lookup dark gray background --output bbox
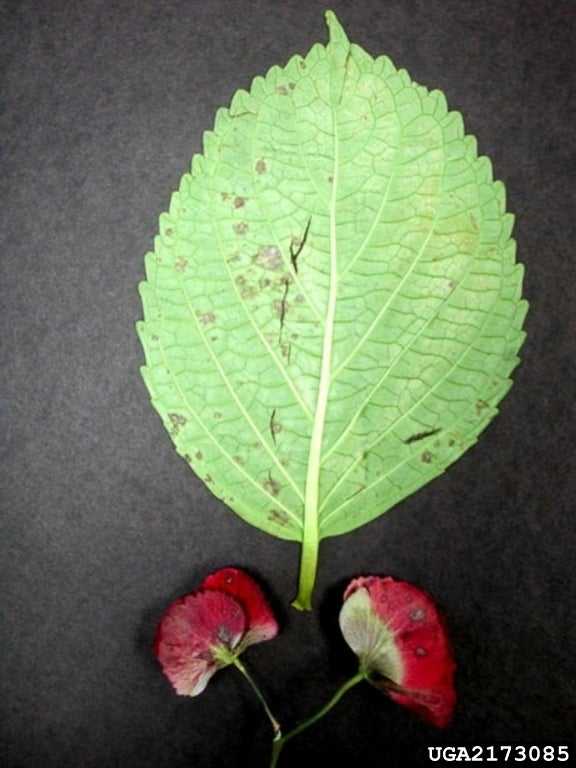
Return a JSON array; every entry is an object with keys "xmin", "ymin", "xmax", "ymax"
[{"xmin": 1, "ymin": 0, "xmax": 575, "ymax": 766}]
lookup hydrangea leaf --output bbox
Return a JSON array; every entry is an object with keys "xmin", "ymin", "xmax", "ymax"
[{"xmin": 136, "ymin": 11, "xmax": 528, "ymax": 609}]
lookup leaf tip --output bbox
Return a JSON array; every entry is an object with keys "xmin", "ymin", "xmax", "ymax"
[{"xmin": 325, "ymin": 10, "xmax": 349, "ymax": 46}]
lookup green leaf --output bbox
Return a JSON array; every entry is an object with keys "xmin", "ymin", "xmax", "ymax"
[{"xmin": 136, "ymin": 11, "xmax": 528, "ymax": 609}]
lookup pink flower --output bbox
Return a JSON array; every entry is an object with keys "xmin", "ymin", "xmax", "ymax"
[
  {"xmin": 339, "ymin": 576, "xmax": 456, "ymax": 728},
  {"xmin": 154, "ymin": 567, "xmax": 278, "ymax": 696}
]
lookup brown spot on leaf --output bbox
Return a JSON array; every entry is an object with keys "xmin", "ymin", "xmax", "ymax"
[
  {"xmin": 268, "ymin": 509, "xmax": 289, "ymax": 526},
  {"xmin": 269, "ymin": 409, "xmax": 282, "ymax": 444},
  {"xmin": 255, "ymin": 159, "xmax": 267, "ymax": 174},
  {"xmin": 204, "ymin": 474, "xmax": 213, "ymax": 484},
  {"xmin": 289, "ymin": 217, "xmax": 311, "ymax": 273},
  {"xmin": 233, "ymin": 196, "xmax": 246, "ymax": 208},
  {"xmin": 214, "ymin": 411, "xmax": 222, "ymax": 419},
  {"xmin": 254, "ymin": 245, "xmax": 282, "ymax": 270},
  {"xmin": 241, "ymin": 284, "xmax": 258, "ymax": 300},
  {"xmin": 165, "ymin": 227, "xmax": 174, "ymax": 236},
  {"xmin": 349, "ymin": 483, "xmax": 366, "ymax": 499},
  {"xmin": 421, "ymin": 451, "xmax": 433, "ymax": 464},
  {"xmin": 277, "ymin": 277, "xmax": 291, "ymax": 343},
  {"xmin": 195, "ymin": 451, "xmax": 203, "ymax": 460},
  {"xmin": 221, "ymin": 192, "xmax": 231, "ymax": 201},
  {"xmin": 168, "ymin": 413, "xmax": 187, "ymax": 434},
  {"xmin": 273, "ymin": 298, "xmax": 287, "ymax": 318},
  {"xmin": 476, "ymin": 399, "xmax": 489, "ymax": 415},
  {"xmin": 233, "ymin": 455, "xmax": 244, "ymax": 465},
  {"xmin": 198, "ymin": 311, "xmax": 216, "ymax": 326},
  {"xmin": 234, "ymin": 222, "xmax": 248, "ymax": 236},
  {"xmin": 404, "ymin": 428, "xmax": 441, "ymax": 445},
  {"xmin": 174, "ymin": 257, "xmax": 188, "ymax": 272},
  {"xmin": 288, "ymin": 82, "xmax": 295, "ymax": 90},
  {"xmin": 263, "ymin": 473, "xmax": 281, "ymax": 497},
  {"xmin": 276, "ymin": 85, "xmax": 288, "ymax": 95}
]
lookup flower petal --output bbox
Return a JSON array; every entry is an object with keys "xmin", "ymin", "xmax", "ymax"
[
  {"xmin": 340, "ymin": 576, "xmax": 456, "ymax": 728},
  {"xmin": 155, "ymin": 589, "xmax": 246, "ymax": 696},
  {"xmin": 201, "ymin": 567, "xmax": 278, "ymax": 647}
]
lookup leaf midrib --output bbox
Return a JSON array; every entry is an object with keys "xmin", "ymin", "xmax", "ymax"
[{"xmin": 301, "ymin": 111, "xmax": 341, "ymax": 557}]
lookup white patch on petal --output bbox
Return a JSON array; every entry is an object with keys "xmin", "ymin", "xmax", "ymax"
[
  {"xmin": 229, "ymin": 629, "xmax": 245, "ymax": 651},
  {"xmin": 172, "ymin": 658, "xmax": 218, "ymax": 697},
  {"xmin": 339, "ymin": 587, "xmax": 404, "ymax": 682},
  {"xmin": 240, "ymin": 620, "xmax": 278, "ymax": 649}
]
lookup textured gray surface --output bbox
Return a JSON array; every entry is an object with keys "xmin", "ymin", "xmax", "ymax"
[{"xmin": 1, "ymin": 0, "xmax": 575, "ymax": 766}]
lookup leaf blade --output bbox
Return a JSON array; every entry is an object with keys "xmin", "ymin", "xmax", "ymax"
[{"xmin": 137, "ymin": 12, "xmax": 528, "ymax": 602}]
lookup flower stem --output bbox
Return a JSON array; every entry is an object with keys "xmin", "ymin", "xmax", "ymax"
[
  {"xmin": 269, "ymin": 670, "xmax": 366, "ymax": 767},
  {"xmin": 233, "ymin": 658, "xmax": 282, "ymax": 737}
]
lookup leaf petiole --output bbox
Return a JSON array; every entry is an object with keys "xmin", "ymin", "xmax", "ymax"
[{"xmin": 291, "ymin": 530, "xmax": 319, "ymax": 611}]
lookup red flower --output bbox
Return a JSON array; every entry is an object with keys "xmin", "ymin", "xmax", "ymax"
[
  {"xmin": 339, "ymin": 576, "xmax": 456, "ymax": 728},
  {"xmin": 154, "ymin": 567, "xmax": 278, "ymax": 696}
]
